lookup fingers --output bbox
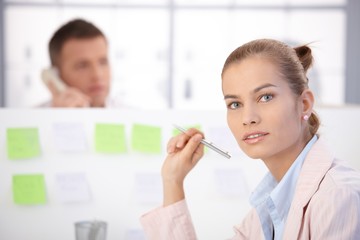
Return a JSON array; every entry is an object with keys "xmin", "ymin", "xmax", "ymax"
[
  {"xmin": 161, "ymin": 128, "xmax": 205, "ymax": 202},
  {"xmin": 167, "ymin": 128, "xmax": 204, "ymax": 154},
  {"xmin": 46, "ymin": 79, "xmax": 61, "ymax": 96},
  {"xmin": 166, "ymin": 128, "xmax": 205, "ymax": 165},
  {"xmin": 182, "ymin": 133, "xmax": 204, "ymax": 163},
  {"xmin": 51, "ymin": 88, "xmax": 91, "ymax": 108}
]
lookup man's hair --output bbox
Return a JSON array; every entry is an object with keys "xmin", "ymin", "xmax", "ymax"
[{"xmin": 49, "ymin": 18, "xmax": 106, "ymax": 66}]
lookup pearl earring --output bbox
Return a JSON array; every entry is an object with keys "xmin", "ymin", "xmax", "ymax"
[{"xmin": 303, "ymin": 115, "xmax": 309, "ymax": 121}]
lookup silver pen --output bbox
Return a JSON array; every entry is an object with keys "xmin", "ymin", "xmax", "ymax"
[{"xmin": 173, "ymin": 124, "xmax": 232, "ymax": 159}]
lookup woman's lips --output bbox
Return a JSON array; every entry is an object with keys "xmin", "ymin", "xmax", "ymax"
[{"xmin": 243, "ymin": 132, "xmax": 269, "ymax": 144}]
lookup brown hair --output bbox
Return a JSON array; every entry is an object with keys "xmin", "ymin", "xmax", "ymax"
[
  {"xmin": 49, "ymin": 18, "xmax": 106, "ymax": 66},
  {"xmin": 221, "ymin": 39, "xmax": 320, "ymax": 136}
]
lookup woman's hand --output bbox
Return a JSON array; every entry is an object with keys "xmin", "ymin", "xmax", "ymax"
[{"xmin": 162, "ymin": 128, "xmax": 204, "ymax": 206}]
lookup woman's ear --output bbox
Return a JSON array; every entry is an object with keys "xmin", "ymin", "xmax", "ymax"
[{"xmin": 300, "ymin": 89, "xmax": 314, "ymax": 116}]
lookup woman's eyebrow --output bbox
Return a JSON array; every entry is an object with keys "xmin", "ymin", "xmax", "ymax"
[
  {"xmin": 224, "ymin": 84, "xmax": 277, "ymax": 100},
  {"xmin": 253, "ymin": 83, "xmax": 277, "ymax": 93},
  {"xmin": 224, "ymin": 94, "xmax": 239, "ymax": 100}
]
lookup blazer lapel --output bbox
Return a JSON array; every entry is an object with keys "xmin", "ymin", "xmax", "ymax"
[{"xmin": 282, "ymin": 138, "xmax": 334, "ymax": 238}]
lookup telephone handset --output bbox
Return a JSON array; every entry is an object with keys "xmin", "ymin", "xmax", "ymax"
[{"xmin": 41, "ymin": 67, "xmax": 68, "ymax": 93}]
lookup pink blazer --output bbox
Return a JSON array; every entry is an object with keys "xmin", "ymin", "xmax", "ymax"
[{"xmin": 140, "ymin": 138, "xmax": 360, "ymax": 239}]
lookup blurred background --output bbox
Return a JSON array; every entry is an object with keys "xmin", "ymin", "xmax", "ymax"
[{"xmin": 0, "ymin": 0, "xmax": 359, "ymax": 109}]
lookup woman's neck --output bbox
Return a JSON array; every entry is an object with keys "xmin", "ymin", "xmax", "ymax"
[{"xmin": 263, "ymin": 133, "xmax": 313, "ymax": 182}]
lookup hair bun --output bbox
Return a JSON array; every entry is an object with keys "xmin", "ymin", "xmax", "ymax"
[{"xmin": 294, "ymin": 45, "xmax": 313, "ymax": 73}]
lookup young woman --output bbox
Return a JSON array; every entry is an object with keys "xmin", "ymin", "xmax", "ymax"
[{"xmin": 140, "ymin": 39, "xmax": 360, "ymax": 239}]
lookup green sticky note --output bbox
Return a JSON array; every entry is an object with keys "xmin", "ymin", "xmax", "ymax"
[
  {"xmin": 131, "ymin": 124, "xmax": 162, "ymax": 154},
  {"xmin": 95, "ymin": 123, "xmax": 127, "ymax": 153},
  {"xmin": 12, "ymin": 174, "xmax": 47, "ymax": 205},
  {"xmin": 7, "ymin": 128, "xmax": 41, "ymax": 160},
  {"xmin": 173, "ymin": 124, "xmax": 202, "ymax": 136}
]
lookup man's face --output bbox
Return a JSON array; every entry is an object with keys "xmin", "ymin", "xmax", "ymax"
[{"xmin": 58, "ymin": 36, "xmax": 111, "ymax": 107}]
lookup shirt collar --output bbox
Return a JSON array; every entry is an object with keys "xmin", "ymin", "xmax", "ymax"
[
  {"xmin": 270, "ymin": 135, "xmax": 318, "ymax": 220},
  {"xmin": 250, "ymin": 135, "xmax": 318, "ymax": 208},
  {"xmin": 249, "ymin": 135, "xmax": 318, "ymax": 239}
]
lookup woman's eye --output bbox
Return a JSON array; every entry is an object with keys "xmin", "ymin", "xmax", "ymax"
[
  {"xmin": 259, "ymin": 94, "xmax": 273, "ymax": 102},
  {"xmin": 228, "ymin": 102, "xmax": 240, "ymax": 109}
]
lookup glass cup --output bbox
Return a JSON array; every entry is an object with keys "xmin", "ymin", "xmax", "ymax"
[{"xmin": 75, "ymin": 220, "xmax": 107, "ymax": 240}]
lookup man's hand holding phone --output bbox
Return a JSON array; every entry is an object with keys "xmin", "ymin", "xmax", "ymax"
[
  {"xmin": 42, "ymin": 68, "xmax": 91, "ymax": 107},
  {"xmin": 47, "ymin": 81, "xmax": 91, "ymax": 107}
]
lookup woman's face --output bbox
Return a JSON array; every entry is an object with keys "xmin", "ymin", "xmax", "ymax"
[{"xmin": 222, "ymin": 56, "xmax": 304, "ymax": 161}]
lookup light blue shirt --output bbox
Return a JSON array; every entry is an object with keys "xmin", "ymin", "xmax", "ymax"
[{"xmin": 249, "ymin": 135, "xmax": 318, "ymax": 240}]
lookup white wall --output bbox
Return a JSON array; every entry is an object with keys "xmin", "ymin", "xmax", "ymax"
[{"xmin": 0, "ymin": 107, "xmax": 359, "ymax": 240}]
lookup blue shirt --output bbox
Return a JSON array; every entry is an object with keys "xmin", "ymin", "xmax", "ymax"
[{"xmin": 249, "ymin": 135, "xmax": 318, "ymax": 240}]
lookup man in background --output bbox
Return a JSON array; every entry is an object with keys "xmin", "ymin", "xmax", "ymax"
[{"xmin": 42, "ymin": 18, "xmax": 111, "ymax": 107}]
